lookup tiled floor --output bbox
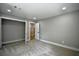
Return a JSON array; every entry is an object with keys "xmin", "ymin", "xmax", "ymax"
[{"xmin": 0, "ymin": 39, "xmax": 79, "ymax": 56}]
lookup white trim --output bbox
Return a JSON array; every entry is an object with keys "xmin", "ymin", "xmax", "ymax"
[
  {"xmin": 25, "ymin": 21, "xmax": 28, "ymax": 42},
  {"xmin": 40, "ymin": 39, "xmax": 79, "ymax": 51},
  {"xmin": 0, "ymin": 18, "xmax": 2, "ymax": 48},
  {"xmin": 1, "ymin": 16, "xmax": 26, "ymax": 22},
  {"xmin": 2, "ymin": 39, "xmax": 24, "ymax": 44},
  {"xmin": 29, "ymin": 22, "xmax": 30, "ymax": 41}
]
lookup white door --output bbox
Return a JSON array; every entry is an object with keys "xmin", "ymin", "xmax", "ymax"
[{"xmin": 35, "ymin": 23, "xmax": 40, "ymax": 40}]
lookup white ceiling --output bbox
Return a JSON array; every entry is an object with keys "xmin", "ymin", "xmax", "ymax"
[{"xmin": 0, "ymin": 3, "xmax": 79, "ymax": 20}]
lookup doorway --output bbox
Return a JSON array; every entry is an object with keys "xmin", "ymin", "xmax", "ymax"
[
  {"xmin": 30, "ymin": 22, "xmax": 35, "ymax": 40},
  {"xmin": 29, "ymin": 22, "xmax": 39, "ymax": 41}
]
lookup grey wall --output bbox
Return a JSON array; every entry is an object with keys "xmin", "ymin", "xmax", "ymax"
[
  {"xmin": 2, "ymin": 18, "xmax": 25, "ymax": 43},
  {"xmin": 39, "ymin": 11, "xmax": 79, "ymax": 49}
]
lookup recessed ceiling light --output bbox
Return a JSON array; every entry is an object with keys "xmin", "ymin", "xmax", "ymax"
[
  {"xmin": 7, "ymin": 9, "xmax": 11, "ymax": 12},
  {"xmin": 62, "ymin": 7, "xmax": 67, "ymax": 10},
  {"xmin": 14, "ymin": 6, "xmax": 17, "ymax": 8},
  {"xmin": 33, "ymin": 17, "xmax": 37, "ymax": 20}
]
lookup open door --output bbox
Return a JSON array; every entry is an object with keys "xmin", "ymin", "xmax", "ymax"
[{"xmin": 35, "ymin": 23, "xmax": 40, "ymax": 40}]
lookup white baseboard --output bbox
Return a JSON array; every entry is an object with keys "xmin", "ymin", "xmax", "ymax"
[
  {"xmin": 2, "ymin": 39, "xmax": 24, "ymax": 44},
  {"xmin": 40, "ymin": 39, "xmax": 79, "ymax": 51}
]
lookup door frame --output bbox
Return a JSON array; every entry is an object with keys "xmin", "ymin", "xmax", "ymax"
[
  {"xmin": 29, "ymin": 21, "xmax": 35, "ymax": 41},
  {"xmin": 0, "ymin": 16, "xmax": 27, "ymax": 45},
  {"xmin": 0, "ymin": 17, "xmax": 2, "ymax": 48}
]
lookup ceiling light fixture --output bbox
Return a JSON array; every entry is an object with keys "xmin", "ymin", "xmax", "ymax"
[
  {"xmin": 7, "ymin": 9, "xmax": 11, "ymax": 13},
  {"xmin": 14, "ymin": 6, "xmax": 17, "ymax": 8},
  {"xmin": 62, "ymin": 7, "xmax": 67, "ymax": 10}
]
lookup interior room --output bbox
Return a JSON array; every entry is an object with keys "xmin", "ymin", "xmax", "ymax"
[{"xmin": 0, "ymin": 3, "xmax": 79, "ymax": 56}]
